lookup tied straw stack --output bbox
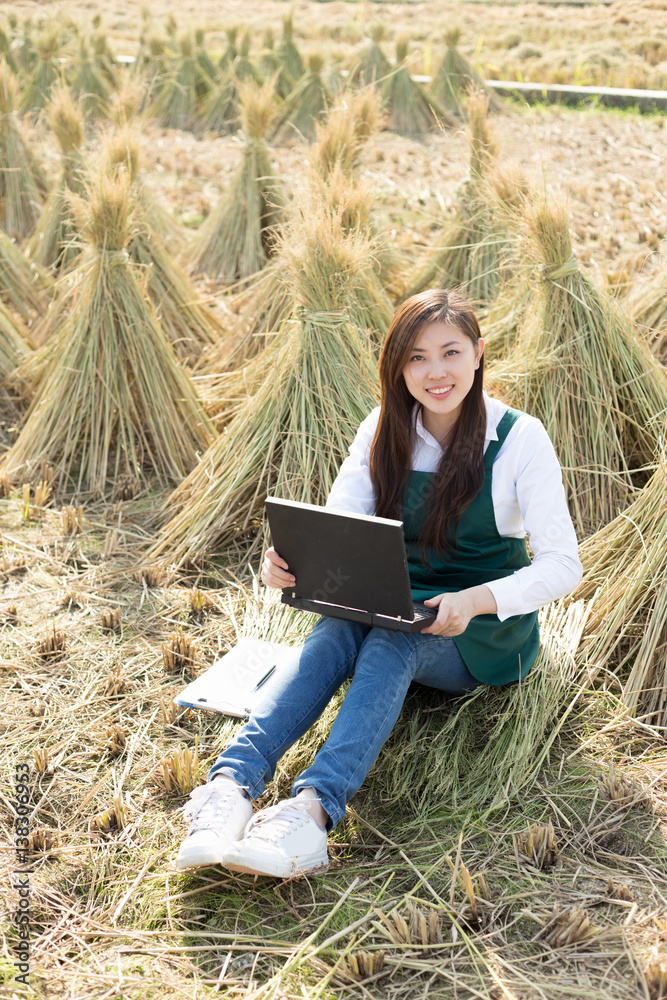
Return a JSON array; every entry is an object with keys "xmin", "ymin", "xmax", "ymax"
[
  {"xmin": 401, "ymin": 92, "xmax": 521, "ymax": 308},
  {"xmin": 189, "ymin": 77, "xmax": 284, "ymax": 283},
  {"xmin": 0, "ymin": 225, "xmax": 51, "ymax": 324},
  {"xmin": 572, "ymin": 440, "xmax": 667, "ymax": 729},
  {"xmin": 430, "ymin": 27, "xmax": 503, "ymax": 117},
  {"xmin": 0, "ymin": 59, "xmax": 47, "ymax": 241},
  {"xmin": 28, "ymin": 84, "xmax": 85, "ymax": 272},
  {"xmin": 2, "ymin": 169, "xmax": 212, "ymax": 494},
  {"xmin": 147, "ymin": 199, "xmax": 380, "ymax": 570},
  {"xmin": 349, "ymin": 24, "xmax": 391, "ymax": 88},
  {"xmin": 203, "ymin": 91, "xmax": 388, "ymax": 376},
  {"xmin": 101, "ymin": 129, "xmax": 219, "ymax": 363},
  {"xmin": 380, "ymin": 37, "xmax": 452, "ymax": 137},
  {"xmin": 489, "ymin": 195, "xmax": 667, "ymax": 538}
]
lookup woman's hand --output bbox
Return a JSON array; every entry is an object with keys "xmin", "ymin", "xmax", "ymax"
[
  {"xmin": 420, "ymin": 585, "xmax": 497, "ymax": 636},
  {"xmin": 261, "ymin": 546, "xmax": 296, "ymax": 590}
]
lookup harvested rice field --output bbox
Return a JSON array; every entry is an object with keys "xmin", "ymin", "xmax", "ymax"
[{"xmin": 2, "ymin": 1, "xmax": 667, "ymax": 998}]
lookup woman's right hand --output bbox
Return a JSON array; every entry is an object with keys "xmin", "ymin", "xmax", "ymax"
[{"xmin": 261, "ymin": 547, "xmax": 296, "ymax": 590}]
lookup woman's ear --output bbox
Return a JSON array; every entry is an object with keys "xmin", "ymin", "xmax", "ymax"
[{"xmin": 475, "ymin": 338, "xmax": 485, "ymax": 369}]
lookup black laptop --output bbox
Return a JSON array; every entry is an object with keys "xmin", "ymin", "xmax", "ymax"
[{"xmin": 265, "ymin": 497, "xmax": 437, "ymax": 633}]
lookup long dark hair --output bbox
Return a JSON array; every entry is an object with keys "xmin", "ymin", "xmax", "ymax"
[{"xmin": 369, "ymin": 289, "xmax": 486, "ymax": 557}]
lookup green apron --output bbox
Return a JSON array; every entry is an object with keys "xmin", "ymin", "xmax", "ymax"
[{"xmin": 403, "ymin": 408, "xmax": 539, "ymax": 686}]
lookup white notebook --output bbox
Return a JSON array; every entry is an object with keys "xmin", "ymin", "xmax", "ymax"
[{"xmin": 174, "ymin": 637, "xmax": 300, "ymax": 718}]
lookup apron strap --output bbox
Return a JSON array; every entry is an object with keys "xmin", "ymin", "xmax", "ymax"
[{"xmin": 483, "ymin": 408, "xmax": 522, "ymax": 471}]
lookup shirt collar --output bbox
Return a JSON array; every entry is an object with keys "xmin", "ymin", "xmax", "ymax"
[{"xmin": 413, "ymin": 392, "xmax": 498, "ymax": 448}]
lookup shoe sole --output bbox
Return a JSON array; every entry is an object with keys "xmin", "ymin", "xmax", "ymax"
[{"xmin": 224, "ymin": 854, "xmax": 329, "ymax": 879}]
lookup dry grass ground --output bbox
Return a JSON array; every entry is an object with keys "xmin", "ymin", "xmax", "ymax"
[
  {"xmin": 2, "ymin": 2, "xmax": 667, "ymax": 997},
  {"xmin": 2, "ymin": 493, "xmax": 667, "ymax": 998}
]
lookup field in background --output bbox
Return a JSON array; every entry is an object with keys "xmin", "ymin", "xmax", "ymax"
[{"xmin": 2, "ymin": 1, "xmax": 667, "ymax": 998}]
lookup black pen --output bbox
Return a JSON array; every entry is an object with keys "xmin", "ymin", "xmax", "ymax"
[{"xmin": 251, "ymin": 665, "xmax": 276, "ymax": 693}]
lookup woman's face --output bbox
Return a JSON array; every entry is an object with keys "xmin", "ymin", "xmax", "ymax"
[{"xmin": 402, "ymin": 320, "xmax": 484, "ymax": 443}]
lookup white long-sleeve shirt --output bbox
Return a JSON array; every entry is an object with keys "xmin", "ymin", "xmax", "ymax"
[{"xmin": 325, "ymin": 392, "xmax": 583, "ymax": 622}]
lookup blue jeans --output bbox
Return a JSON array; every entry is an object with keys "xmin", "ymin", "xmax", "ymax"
[{"xmin": 209, "ymin": 616, "xmax": 479, "ymax": 828}]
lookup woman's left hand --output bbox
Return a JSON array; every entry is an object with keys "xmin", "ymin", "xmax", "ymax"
[{"xmin": 420, "ymin": 585, "xmax": 497, "ymax": 636}]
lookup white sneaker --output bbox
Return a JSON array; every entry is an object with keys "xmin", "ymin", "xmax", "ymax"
[
  {"xmin": 176, "ymin": 777, "xmax": 253, "ymax": 869},
  {"xmin": 224, "ymin": 797, "xmax": 329, "ymax": 878}
]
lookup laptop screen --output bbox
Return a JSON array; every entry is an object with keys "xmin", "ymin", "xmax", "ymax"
[{"xmin": 265, "ymin": 498, "xmax": 416, "ymax": 619}]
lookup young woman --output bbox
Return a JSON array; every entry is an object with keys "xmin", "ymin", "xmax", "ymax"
[{"xmin": 176, "ymin": 289, "xmax": 583, "ymax": 878}]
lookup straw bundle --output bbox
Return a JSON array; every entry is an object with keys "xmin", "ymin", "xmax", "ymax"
[
  {"xmin": 20, "ymin": 24, "xmax": 62, "ymax": 116},
  {"xmin": 203, "ymin": 175, "xmax": 393, "ymax": 377},
  {"xmin": 0, "ymin": 20, "xmax": 18, "ymax": 75},
  {"xmin": 260, "ymin": 28, "xmax": 292, "ymax": 99},
  {"xmin": 28, "ymin": 85, "xmax": 85, "ymax": 272},
  {"xmin": 70, "ymin": 37, "xmax": 112, "ymax": 117},
  {"xmin": 309, "ymin": 89, "xmax": 382, "ymax": 180},
  {"xmin": 92, "ymin": 31, "xmax": 117, "ymax": 86},
  {"xmin": 349, "ymin": 24, "xmax": 391, "ymax": 87},
  {"xmin": 102, "ymin": 130, "xmax": 219, "ymax": 361},
  {"xmin": 0, "ymin": 226, "xmax": 52, "ymax": 323},
  {"xmin": 2, "ymin": 171, "xmax": 213, "ymax": 494},
  {"xmin": 202, "ymin": 257, "xmax": 291, "ymax": 373},
  {"xmin": 136, "ymin": 34, "xmax": 168, "ymax": 103},
  {"xmin": 277, "ymin": 12, "xmax": 304, "ymax": 85},
  {"xmin": 148, "ymin": 205, "xmax": 380, "ymax": 569},
  {"xmin": 234, "ymin": 31, "xmax": 262, "ymax": 85},
  {"xmin": 218, "ymin": 26, "xmax": 238, "ymax": 73},
  {"xmin": 629, "ymin": 263, "xmax": 667, "ymax": 363},
  {"xmin": 430, "ymin": 27, "xmax": 503, "ymax": 116},
  {"xmin": 572, "ymin": 444, "xmax": 667, "ymax": 727},
  {"xmin": 199, "ymin": 32, "xmax": 263, "ymax": 135},
  {"xmin": 108, "ymin": 74, "xmax": 144, "ymax": 127},
  {"xmin": 194, "ymin": 27, "xmax": 218, "ymax": 85},
  {"xmin": 489, "ymin": 196, "xmax": 667, "ymax": 537},
  {"xmin": 0, "ymin": 60, "xmax": 47, "ymax": 241},
  {"xmin": 17, "ymin": 19, "xmax": 37, "ymax": 74},
  {"xmin": 369, "ymin": 600, "xmax": 590, "ymax": 830},
  {"xmin": 380, "ymin": 38, "xmax": 452, "ymax": 137},
  {"xmin": 401, "ymin": 94, "xmax": 515, "ymax": 306},
  {"xmin": 0, "ymin": 299, "xmax": 32, "ymax": 419},
  {"xmin": 272, "ymin": 53, "xmax": 332, "ymax": 145},
  {"xmin": 150, "ymin": 33, "xmax": 215, "ymax": 131},
  {"xmin": 189, "ymin": 78, "xmax": 284, "ymax": 282}
]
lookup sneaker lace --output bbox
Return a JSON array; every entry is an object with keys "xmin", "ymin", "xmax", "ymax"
[
  {"xmin": 246, "ymin": 800, "xmax": 311, "ymax": 846},
  {"xmin": 183, "ymin": 782, "xmax": 243, "ymax": 835}
]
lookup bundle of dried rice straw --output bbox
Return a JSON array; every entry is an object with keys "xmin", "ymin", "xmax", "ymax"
[
  {"xmin": 101, "ymin": 129, "xmax": 218, "ymax": 362},
  {"xmin": 28, "ymin": 85, "xmax": 85, "ymax": 272},
  {"xmin": 309, "ymin": 88, "xmax": 382, "ymax": 181},
  {"xmin": 488, "ymin": 195, "xmax": 667, "ymax": 537},
  {"xmin": 70, "ymin": 36, "xmax": 112, "ymax": 117},
  {"xmin": 277, "ymin": 12, "xmax": 304, "ymax": 87},
  {"xmin": 20, "ymin": 23, "xmax": 62, "ymax": 116},
  {"xmin": 572, "ymin": 439, "xmax": 667, "ymax": 728},
  {"xmin": 430, "ymin": 27, "xmax": 503, "ymax": 116},
  {"xmin": 203, "ymin": 171, "xmax": 393, "ymax": 377},
  {"xmin": 628, "ymin": 260, "xmax": 667, "ymax": 364},
  {"xmin": 0, "ymin": 59, "xmax": 47, "ymax": 240},
  {"xmin": 147, "ymin": 201, "xmax": 380, "ymax": 570},
  {"xmin": 401, "ymin": 93, "xmax": 517, "ymax": 306},
  {"xmin": 150, "ymin": 32, "xmax": 215, "ymax": 131},
  {"xmin": 0, "ymin": 226, "xmax": 51, "ymax": 323},
  {"xmin": 272, "ymin": 53, "xmax": 332, "ymax": 145},
  {"xmin": 2, "ymin": 170, "xmax": 213, "ymax": 494},
  {"xmin": 349, "ymin": 24, "xmax": 391, "ymax": 87},
  {"xmin": 189, "ymin": 77, "xmax": 284, "ymax": 282},
  {"xmin": 380, "ymin": 37, "xmax": 452, "ymax": 137}
]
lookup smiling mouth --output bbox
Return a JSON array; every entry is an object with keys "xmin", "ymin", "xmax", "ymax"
[{"xmin": 426, "ymin": 386, "xmax": 453, "ymax": 396}]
